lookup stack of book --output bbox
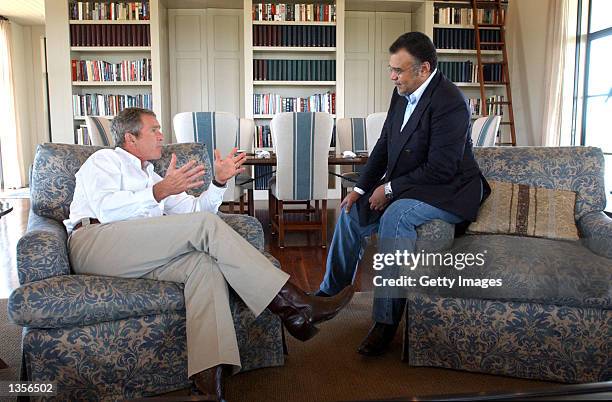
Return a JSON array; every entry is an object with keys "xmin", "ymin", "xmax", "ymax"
[
  {"xmin": 434, "ymin": 6, "xmax": 504, "ymax": 25},
  {"xmin": 70, "ymin": 24, "xmax": 150, "ymax": 47},
  {"xmin": 468, "ymin": 95, "xmax": 505, "ymax": 117},
  {"xmin": 72, "ymin": 93, "xmax": 153, "ymax": 116},
  {"xmin": 433, "ymin": 28, "xmax": 500, "ymax": 50},
  {"xmin": 254, "ymin": 59, "xmax": 336, "ymax": 81},
  {"xmin": 69, "ymin": 1, "xmax": 150, "ymax": 21},
  {"xmin": 439, "ymin": 61, "xmax": 503, "ymax": 83},
  {"xmin": 252, "ymin": 3, "xmax": 336, "ymax": 22},
  {"xmin": 253, "ymin": 25, "xmax": 335, "ymax": 47},
  {"xmin": 71, "ymin": 58, "xmax": 152, "ymax": 82},
  {"xmin": 254, "ymin": 92, "xmax": 335, "ymax": 115}
]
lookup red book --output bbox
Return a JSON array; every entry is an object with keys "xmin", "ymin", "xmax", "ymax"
[{"xmin": 71, "ymin": 59, "xmax": 77, "ymax": 81}]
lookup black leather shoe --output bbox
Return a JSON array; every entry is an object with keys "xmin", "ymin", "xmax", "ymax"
[{"xmin": 357, "ymin": 322, "xmax": 399, "ymax": 356}]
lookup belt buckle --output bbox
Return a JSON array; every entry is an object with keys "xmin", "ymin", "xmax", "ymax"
[{"xmin": 79, "ymin": 217, "xmax": 92, "ymax": 228}]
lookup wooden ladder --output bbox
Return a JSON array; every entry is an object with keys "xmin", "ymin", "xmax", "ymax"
[{"xmin": 472, "ymin": 0, "xmax": 516, "ymax": 146}]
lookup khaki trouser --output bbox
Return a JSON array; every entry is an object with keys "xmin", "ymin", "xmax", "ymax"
[{"xmin": 68, "ymin": 212, "xmax": 289, "ymax": 377}]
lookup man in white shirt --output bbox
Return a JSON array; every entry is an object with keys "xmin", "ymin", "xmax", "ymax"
[
  {"xmin": 314, "ymin": 32, "xmax": 489, "ymax": 356},
  {"xmin": 65, "ymin": 107, "xmax": 354, "ymax": 400}
]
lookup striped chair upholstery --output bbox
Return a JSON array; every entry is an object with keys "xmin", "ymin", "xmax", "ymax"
[
  {"xmin": 365, "ymin": 112, "xmax": 387, "ymax": 155},
  {"xmin": 173, "ymin": 112, "xmax": 250, "ymax": 213},
  {"xmin": 268, "ymin": 112, "xmax": 334, "ymax": 247},
  {"xmin": 336, "ymin": 117, "xmax": 367, "ymax": 199},
  {"xmin": 84, "ymin": 116, "xmax": 114, "ymax": 146},
  {"xmin": 471, "ymin": 115, "xmax": 501, "ymax": 147}
]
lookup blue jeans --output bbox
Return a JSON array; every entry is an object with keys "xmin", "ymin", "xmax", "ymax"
[{"xmin": 319, "ymin": 198, "xmax": 463, "ymax": 324}]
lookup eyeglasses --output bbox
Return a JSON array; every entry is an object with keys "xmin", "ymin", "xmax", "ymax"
[{"xmin": 387, "ymin": 63, "xmax": 421, "ymax": 77}]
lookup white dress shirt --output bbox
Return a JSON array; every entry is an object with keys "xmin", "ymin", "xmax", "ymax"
[
  {"xmin": 64, "ymin": 147, "xmax": 226, "ymax": 232},
  {"xmin": 354, "ymin": 69, "xmax": 438, "ymax": 196}
]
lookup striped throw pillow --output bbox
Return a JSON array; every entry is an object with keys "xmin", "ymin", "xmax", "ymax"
[{"xmin": 468, "ymin": 181, "xmax": 579, "ymax": 240}]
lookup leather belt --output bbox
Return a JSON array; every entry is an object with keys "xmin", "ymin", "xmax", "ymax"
[{"xmin": 73, "ymin": 218, "xmax": 100, "ymax": 231}]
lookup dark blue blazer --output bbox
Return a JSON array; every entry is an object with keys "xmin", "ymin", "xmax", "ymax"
[{"xmin": 355, "ymin": 71, "xmax": 490, "ymax": 226}]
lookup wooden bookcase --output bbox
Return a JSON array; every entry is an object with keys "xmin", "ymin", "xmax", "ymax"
[
  {"xmin": 243, "ymin": 0, "xmax": 345, "ymax": 197},
  {"xmin": 432, "ymin": 0, "xmax": 511, "ymax": 144},
  {"xmin": 45, "ymin": 0, "xmax": 170, "ymax": 145}
]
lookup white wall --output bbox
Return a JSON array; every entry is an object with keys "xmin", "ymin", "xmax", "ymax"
[{"xmin": 9, "ymin": 22, "xmax": 46, "ymax": 185}]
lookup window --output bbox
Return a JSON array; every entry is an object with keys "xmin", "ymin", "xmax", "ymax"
[{"xmin": 575, "ymin": 0, "xmax": 612, "ymax": 210}]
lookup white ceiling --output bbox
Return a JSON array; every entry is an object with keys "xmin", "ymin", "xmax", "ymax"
[{"xmin": 0, "ymin": 0, "xmax": 45, "ymax": 26}]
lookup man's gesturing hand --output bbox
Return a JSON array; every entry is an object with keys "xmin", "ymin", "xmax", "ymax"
[
  {"xmin": 153, "ymin": 153, "xmax": 205, "ymax": 202},
  {"xmin": 213, "ymin": 147, "xmax": 247, "ymax": 185}
]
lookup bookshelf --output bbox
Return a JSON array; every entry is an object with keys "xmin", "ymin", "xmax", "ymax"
[
  {"xmin": 244, "ymin": 0, "xmax": 345, "ymax": 197},
  {"xmin": 45, "ymin": 0, "xmax": 170, "ymax": 145},
  {"xmin": 67, "ymin": 1, "xmax": 153, "ymax": 144},
  {"xmin": 431, "ymin": 0, "xmax": 511, "ymax": 144}
]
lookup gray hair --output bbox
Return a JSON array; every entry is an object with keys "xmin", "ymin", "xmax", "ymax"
[{"xmin": 111, "ymin": 107, "xmax": 156, "ymax": 148}]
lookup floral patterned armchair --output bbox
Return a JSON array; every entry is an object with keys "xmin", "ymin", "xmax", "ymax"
[
  {"xmin": 403, "ymin": 147, "xmax": 612, "ymax": 383},
  {"xmin": 8, "ymin": 143, "xmax": 285, "ymax": 400}
]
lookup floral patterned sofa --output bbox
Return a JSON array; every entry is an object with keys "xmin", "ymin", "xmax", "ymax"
[
  {"xmin": 8, "ymin": 143, "xmax": 285, "ymax": 400},
  {"xmin": 402, "ymin": 147, "xmax": 612, "ymax": 383}
]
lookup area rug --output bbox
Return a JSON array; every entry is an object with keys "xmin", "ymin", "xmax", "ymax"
[
  {"xmin": 226, "ymin": 292, "xmax": 553, "ymax": 401},
  {"xmin": 0, "ymin": 299, "xmax": 22, "ymax": 402}
]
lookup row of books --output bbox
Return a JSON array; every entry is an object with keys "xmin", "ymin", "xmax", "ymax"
[
  {"xmin": 439, "ymin": 61, "xmax": 503, "ymax": 83},
  {"xmin": 70, "ymin": 24, "xmax": 150, "ymax": 47},
  {"xmin": 252, "ymin": 3, "xmax": 336, "ymax": 22},
  {"xmin": 433, "ymin": 28, "xmax": 501, "ymax": 50},
  {"xmin": 72, "ymin": 93, "xmax": 153, "ymax": 117},
  {"xmin": 253, "ymin": 124, "xmax": 337, "ymax": 149},
  {"xmin": 75, "ymin": 125, "xmax": 92, "ymax": 145},
  {"xmin": 255, "ymin": 125, "xmax": 273, "ymax": 148},
  {"xmin": 253, "ymin": 25, "xmax": 336, "ymax": 47},
  {"xmin": 254, "ymin": 59, "xmax": 336, "ymax": 81},
  {"xmin": 254, "ymin": 166, "xmax": 274, "ymax": 190},
  {"xmin": 254, "ymin": 92, "xmax": 336, "ymax": 115},
  {"xmin": 468, "ymin": 96, "xmax": 505, "ymax": 117},
  {"xmin": 71, "ymin": 58, "xmax": 152, "ymax": 82},
  {"xmin": 69, "ymin": 1, "xmax": 149, "ymax": 21},
  {"xmin": 434, "ymin": 7, "xmax": 504, "ymax": 25}
]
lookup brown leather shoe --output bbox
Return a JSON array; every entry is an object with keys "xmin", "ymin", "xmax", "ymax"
[
  {"xmin": 308, "ymin": 285, "xmax": 354, "ymax": 324},
  {"xmin": 357, "ymin": 322, "xmax": 399, "ymax": 356},
  {"xmin": 192, "ymin": 365, "xmax": 226, "ymax": 401},
  {"xmin": 267, "ymin": 282, "xmax": 354, "ymax": 341}
]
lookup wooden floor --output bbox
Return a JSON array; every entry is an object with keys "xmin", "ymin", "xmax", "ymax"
[{"xmin": 0, "ymin": 198, "xmax": 373, "ymax": 298}]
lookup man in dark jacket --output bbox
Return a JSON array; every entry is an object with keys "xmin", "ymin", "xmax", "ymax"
[{"xmin": 315, "ymin": 32, "xmax": 490, "ymax": 355}]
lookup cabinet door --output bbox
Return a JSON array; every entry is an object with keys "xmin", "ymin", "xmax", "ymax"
[
  {"xmin": 206, "ymin": 9, "xmax": 244, "ymax": 117},
  {"xmin": 169, "ymin": 10, "xmax": 209, "ymax": 123},
  {"xmin": 374, "ymin": 12, "xmax": 412, "ymax": 112},
  {"xmin": 169, "ymin": 9, "xmax": 243, "ymax": 139},
  {"xmin": 344, "ymin": 11, "xmax": 375, "ymax": 117}
]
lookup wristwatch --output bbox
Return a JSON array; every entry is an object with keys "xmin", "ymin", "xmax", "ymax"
[
  {"xmin": 384, "ymin": 182, "xmax": 393, "ymax": 199},
  {"xmin": 212, "ymin": 179, "xmax": 227, "ymax": 188}
]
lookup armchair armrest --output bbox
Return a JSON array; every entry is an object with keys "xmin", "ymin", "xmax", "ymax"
[
  {"xmin": 577, "ymin": 211, "xmax": 612, "ymax": 259},
  {"xmin": 17, "ymin": 211, "xmax": 70, "ymax": 285},
  {"xmin": 8, "ymin": 275, "xmax": 184, "ymax": 329},
  {"xmin": 416, "ymin": 219, "xmax": 455, "ymax": 252},
  {"xmin": 217, "ymin": 212, "xmax": 264, "ymax": 251}
]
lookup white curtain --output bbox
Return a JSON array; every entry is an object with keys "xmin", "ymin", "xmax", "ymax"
[
  {"xmin": 540, "ymin": 0, "xmax": 574, "ymax": 146},
  {"xmin": 0, "ymin": 20, "xmax": 24, "ymax": 189}
]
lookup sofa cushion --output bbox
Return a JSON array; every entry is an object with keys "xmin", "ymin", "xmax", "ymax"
[
  {"xmin": 468, "ymin": 181, "xmax": 579, "ymax": 241},
  {"xmin": 474, "ymin": 147, "xmax": 606, "ymax": 222},
  {"xmin": 8, "ymin": 275, "xmax": 185, "ymax": 328},
  {"xmin": 31, "ymin": 143, "xmax": 210, "ymax": 223},
  {"xmin": 424, "ymin": 234, "xmax": 612, "ymax": 310}
]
